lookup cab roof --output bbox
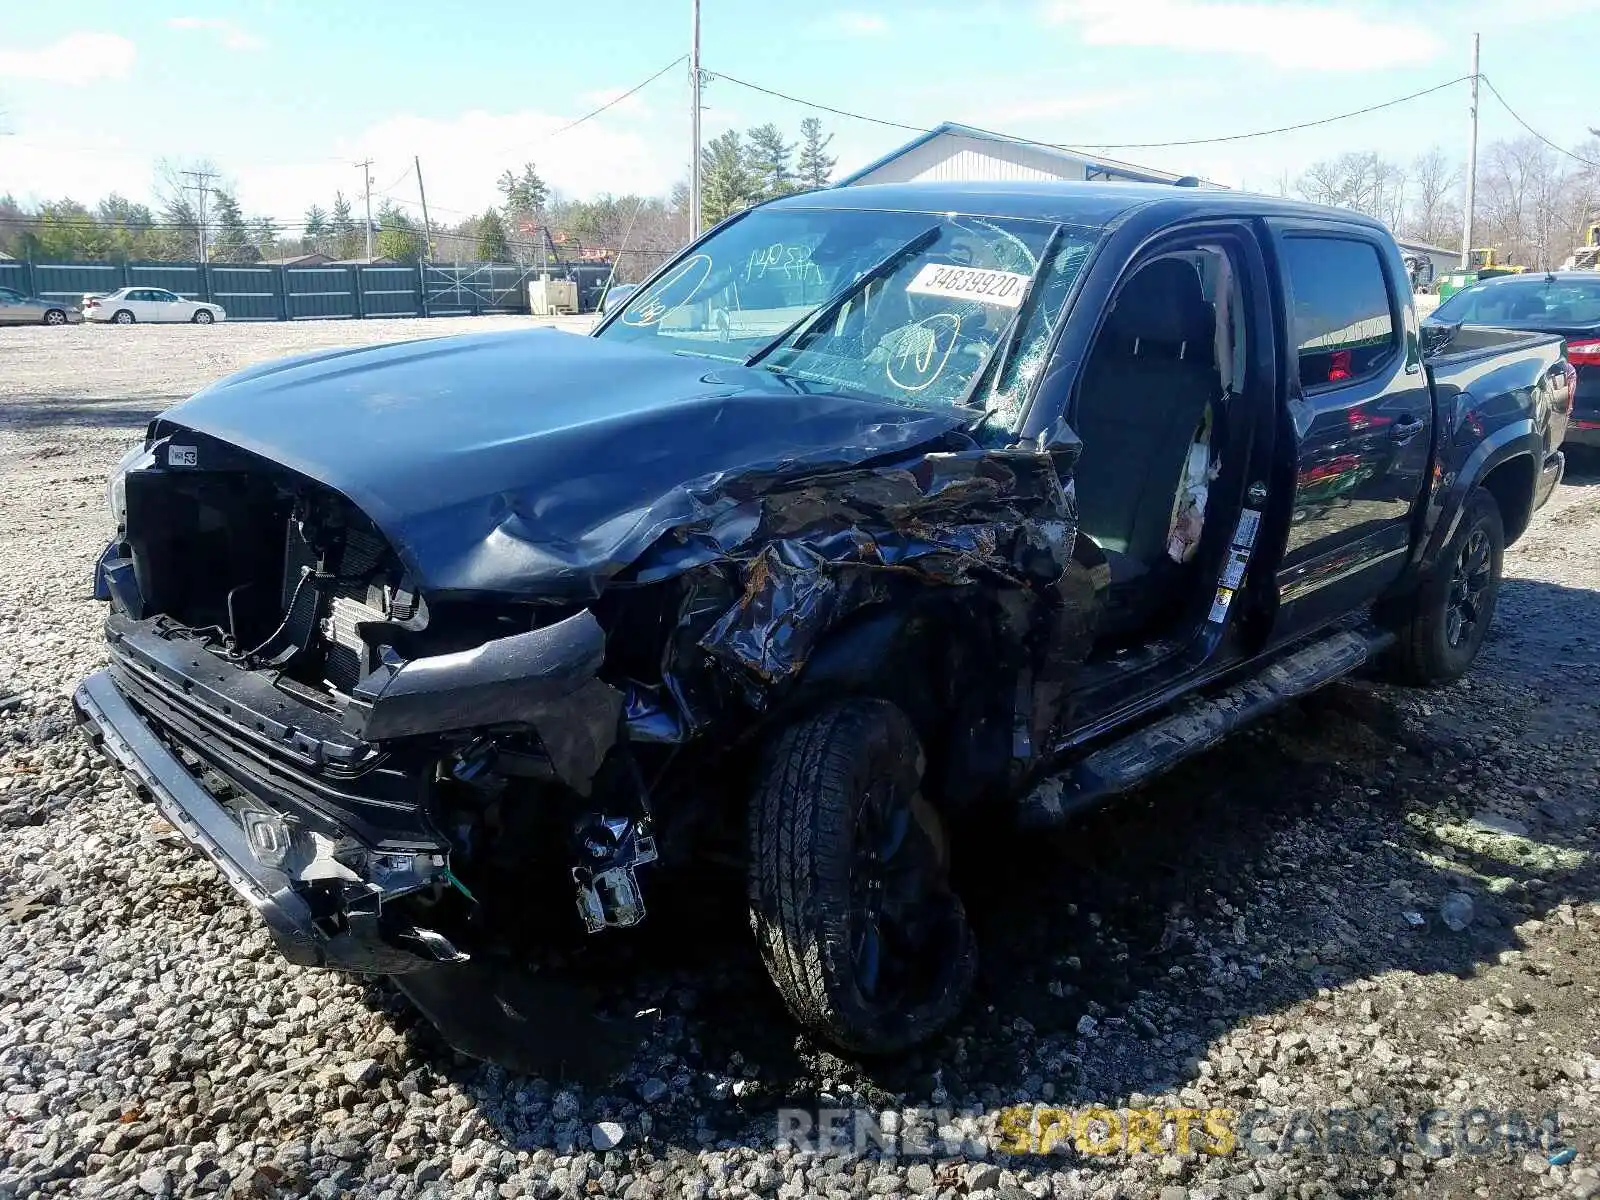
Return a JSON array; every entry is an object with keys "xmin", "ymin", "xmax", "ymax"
[{"xmin": 766, "ymin": 178, "xmax": 1385, "ymax": 233}]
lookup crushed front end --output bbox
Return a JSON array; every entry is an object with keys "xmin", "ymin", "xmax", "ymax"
[
  {"xmin": 77, "ymin": 430, "xmax": 662, "ymax": 989},
  {"xmin": 76, "ymin": 365, "xmax": 1081, "ymax": 1073}
]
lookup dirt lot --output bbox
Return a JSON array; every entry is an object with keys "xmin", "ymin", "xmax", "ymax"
[{"xmin": 0, "ymin": 318, "xmax": 1597, "ymax": 1200}]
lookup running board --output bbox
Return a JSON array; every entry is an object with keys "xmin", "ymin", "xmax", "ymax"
[{"xmin": 1018, "ymin": 627, "xmax": 1394, "ymax": 828}]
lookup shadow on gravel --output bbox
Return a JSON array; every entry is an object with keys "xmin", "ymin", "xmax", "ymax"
[
  {"xmin": 1561, "ymin": 450, "xmax": 1600, "ymax": 486},
  {"xmin": 361, "ymin": 579, "xmax": 1598, "ymax": 1156},
  {"xmin": 0, "ymin": 394, "xmax": 183, "ymax": 433}
]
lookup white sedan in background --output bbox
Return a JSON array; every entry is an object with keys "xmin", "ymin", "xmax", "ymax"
[{"xmin": 85, "ymin": 287, "xmax": 226, "ymax": 324}]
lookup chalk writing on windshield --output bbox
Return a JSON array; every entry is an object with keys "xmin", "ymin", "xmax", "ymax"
[
  {"xmin": 744, "ymin": 242, "xmax": 825, "ymax": 287},
  {"xmin": 886, "ymin": 313, "xmax": 961, "ymax": 393},
  {"xmin": 622, "ymin": 253, "xmax": 713, "ymax": 326}
]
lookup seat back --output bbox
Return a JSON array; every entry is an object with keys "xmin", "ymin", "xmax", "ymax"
[{"xmin": 1071, "ymin": 258, "xmax": 1220, "ymax": 565}]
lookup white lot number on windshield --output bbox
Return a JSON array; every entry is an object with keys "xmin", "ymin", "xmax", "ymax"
[{"xmin": 905, "ymin": 263, "xmax": 1031, "ymax": 308}]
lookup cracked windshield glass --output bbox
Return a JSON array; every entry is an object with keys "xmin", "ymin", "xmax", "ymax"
[{"xmin": 598, "ymin": 207, "xmax": 1101, "ymax": 417}]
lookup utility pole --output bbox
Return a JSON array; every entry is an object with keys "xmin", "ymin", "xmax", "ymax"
[
  {"xmin": 181, "ymin": 169, "xmax": 217, "ymax": 262},
  {"xmin": 1461, "ymin": 33, "xmax": 1480, "ymax": 268},
  {"xmin": 355, "ymin": 159, "xmax": 374, "ymax": 261},
  {"xmin": 689, "ymin": 0, "xmax": 702, "ymax": 241},
  {"xmin": 415, "ymin": 156, "xmax": 433, "ymax": 317},
  {"xmin": 414, "ymin": 155, "xmax": 433, "ymax": 261}
]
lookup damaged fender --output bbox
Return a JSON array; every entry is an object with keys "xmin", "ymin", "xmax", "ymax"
[{"xmin": 344, "ymin": 609, "xmax": 623, "ymax": 794}]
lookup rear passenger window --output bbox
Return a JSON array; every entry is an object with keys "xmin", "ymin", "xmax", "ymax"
[{"xmin": 1282, "ymin": 237, "xmax": 1397, "ymax": 388}]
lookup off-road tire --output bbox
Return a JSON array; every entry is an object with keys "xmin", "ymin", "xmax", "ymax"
[
  {"xmin": 748, "ymin": 698, "xmax": 976, "ymax": 1055},
  {"xmin": 1384, "ymin": 486, "xmax": 1504, "ymax": 685}
]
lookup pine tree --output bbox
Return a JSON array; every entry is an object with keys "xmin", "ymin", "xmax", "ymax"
[
  {"xmin": 797, "ymin": 117, "xmax": 836, "ymax": 191},
  {"xmin": 700, "ymin": 131, "xmax": 756, "ymax": 228},
  {"xmin": 331, "ymin": 192, "xmax": 360, "ymax": 259},
  {"xmin": 157, "ymin": 193, "xmax": 200, "ymax": 260},
  {"xmin": 96, "ymin": 194, "xmax": 157, "ymax": 260},
  {"xmin": 207, "ymin": 190, "xmax": 259, "ymax": 263},
  {"xmin": 251, "ymin": 216, "xmax": 279, "ymax": 256},
  {"xmin": 302, "ymin": 205, "xmax": 329, "ymax": 254},
  {"xmin": 476, "ymin": 209, "xmax": 511, "ymax": 261},
  {"xmin": 497, "ymin": 163, "xmax": 549, "ymax": 217},
  {"xmin": 376, "ymin": 204, "xmax": 422, "ymax": 263},
  {"xmin": 745, "ymin": 124, "xmax": 795, "ymax": 201}
]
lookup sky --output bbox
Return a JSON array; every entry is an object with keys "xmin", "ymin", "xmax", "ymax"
[{"xmin": 1, "ymin": 0, "xmax": 1597, "ymax": 230}]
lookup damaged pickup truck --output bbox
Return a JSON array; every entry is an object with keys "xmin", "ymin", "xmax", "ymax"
[{"xmin": 76, "ymin": 181, "xmax": 1573, "ymax": 1068}]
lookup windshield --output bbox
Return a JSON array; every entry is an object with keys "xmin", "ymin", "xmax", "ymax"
[
  {"xmin": 596, "ymin": 206, "xmax": 1102, "ymax": 417},
  {"xmin": 1434, "ymin": 276, "xmax": 1600, "ymax": 326}
]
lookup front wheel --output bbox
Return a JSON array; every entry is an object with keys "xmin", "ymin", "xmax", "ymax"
[
  {"xmin": 42, "ymin": 309, "xmax": 67, "ymax": 326},
  {"xmin": 192, "ymin": 309, "xmax": 214, "ymax": 324},
  {"xmin": 1383, "ymin": 486, "xmax": 1504, "ymax": 685},
  {"xmin": 748, "ymin": 698, "xmax": 975, "ymax": 1055}
]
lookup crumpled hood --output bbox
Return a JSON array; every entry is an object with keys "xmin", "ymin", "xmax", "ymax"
[{"xmin": 157, "ymin": 327, "xmax": 968, "ymax": 599}]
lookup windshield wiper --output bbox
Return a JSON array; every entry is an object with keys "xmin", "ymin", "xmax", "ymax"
[
  {"xmin": 743, "ymin": 225, "xmax": 942, "ymax": 368},
  {"xmin": 955, "ymin": 223, "xmax": 1066, "ymax": 409}
]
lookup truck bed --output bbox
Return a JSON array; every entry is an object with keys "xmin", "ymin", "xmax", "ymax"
[
  {"xmin": 1424, "ymin": 324, "xmax": 1566, "ymax": 408},
  {"xmin": 1424, "ymin": 323, "xmax": 1564, "ymax": 371}
]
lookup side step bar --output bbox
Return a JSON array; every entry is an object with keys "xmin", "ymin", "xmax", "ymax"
[{"xmin": 1018, "ymin": 626, "xmax": 1395, "ymax": 828}]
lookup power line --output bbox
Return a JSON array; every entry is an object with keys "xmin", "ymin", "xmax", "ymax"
[
  {"xmin": 543, "ymin": 55, "xmax": 685, "ymax": 140},
  {"xmin": 703, "ymin": 71, "xmax": 925, "ymax": 134},
  {"xmin": 1059, "ymin": 76, "xmax": 1474, "ymax": 150},
  {"xmin": 707, "ymin": 70, "xmax": 1474, "ymax": 154},
  {"xmin": 1479, "ymin": 74, "xmax": 1600, "ymax": 169},
  {"xmin": 375, "ymin": 163, "xmax": 413, "ymax": 195},
  {"xmin": 489, "ymin": 56, "xmax": 686, "ymax": 160}
]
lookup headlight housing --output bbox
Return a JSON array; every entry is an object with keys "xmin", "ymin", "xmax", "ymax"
[{"xmin": 106, "ymin": 443, "xmax": 153, "ymax": 534}]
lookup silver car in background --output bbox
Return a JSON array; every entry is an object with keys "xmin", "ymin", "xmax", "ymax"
[{"xmin": 0, "ymin": 287, "xmax": 82, "ymax": 326}]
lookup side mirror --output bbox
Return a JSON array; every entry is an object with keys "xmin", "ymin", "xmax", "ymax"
[
  {"xmin": 599, "ymin": 283, "xmax": 638, "ymax": 316},
  {"xmin": 1420, "ymin": 321, "xmax": 1459, "ymax": 357}
]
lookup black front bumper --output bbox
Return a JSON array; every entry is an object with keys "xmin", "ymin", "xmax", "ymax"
[
  {"xmin": 75, "ymin": 665, "xmax": 448, "ymax": 974},
  {"xmin": 75, "ymin": 666, "xmax": 659, "ymax": 1080},
  {"xmin": 75, "ymin": 669, "xmax": 331, "ymax": 968}
]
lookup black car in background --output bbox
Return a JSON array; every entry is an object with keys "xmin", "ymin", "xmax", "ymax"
[{"xmin": 1428, "ymin": 271, "xmax": 1600, "ymax": 452}]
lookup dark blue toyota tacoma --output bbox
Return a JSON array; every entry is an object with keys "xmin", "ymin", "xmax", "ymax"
[{"xmin": 74, "ymin": 181, "xmax": 1573, "ymax": 1073}]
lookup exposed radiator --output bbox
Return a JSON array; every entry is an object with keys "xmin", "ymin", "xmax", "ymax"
[{"xmin": 279, "ymin": 518, "xmax": 391, "ymax": 692}]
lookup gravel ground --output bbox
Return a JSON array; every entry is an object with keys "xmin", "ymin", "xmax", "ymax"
[{"xmin": 1, "ymin": 318, "xmax": 1597, "ymax": 1200}]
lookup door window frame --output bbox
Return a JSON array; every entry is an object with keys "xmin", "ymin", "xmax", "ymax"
[
  {"xmin": 1047, "ymin": 220, "xmax": 1275, "ymax": 434},
  {"xmin": 1275, "ymin": 226, "xmax": 1407, "ymax": 398}
]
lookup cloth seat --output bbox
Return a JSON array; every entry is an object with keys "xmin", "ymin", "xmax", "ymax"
[{"xmin": 1071, "ymin": 258, "xmax": 1220, "ymax": 633}]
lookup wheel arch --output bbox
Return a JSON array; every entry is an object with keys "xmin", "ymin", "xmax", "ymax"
[
  {"xmin": 1424, "ymin": 419, "xmax": 1541, "ymax": 564},
  {"xmin": 780, "ymin": 591, "xmax": 1026, "ymax": 812},
  {"xmin": 1479, "ymin": 452, "xmax": 1537, "ymax": 545}
]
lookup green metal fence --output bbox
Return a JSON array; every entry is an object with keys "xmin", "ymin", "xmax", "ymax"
[{"xmin": 0, "ymin": 259, "xmax": 599, "ymax": 319}]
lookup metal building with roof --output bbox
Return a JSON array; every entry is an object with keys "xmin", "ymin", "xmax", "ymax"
[{"xmin": 837, "ymin": 122, "xmax": 1217, "ymax": 189}]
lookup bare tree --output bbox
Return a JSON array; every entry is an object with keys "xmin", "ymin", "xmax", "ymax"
[
  {"xmin": 1559, "ymin": 135, "xmax": 1600, "ymax": 257},
  {"xmin": 1476, "ymin": 137, "xmax": 1555, "ymax": 266},
  {"xmin": 1405, "ymin": 147, "xmax": 1462, "ymax": 247},
  {"xmin": 1374, "ymin": 159, "xmax": 1408, "ymax": 232},
  {"xmin": 1296, "ymin": 151, "xmax": 1406, "ymax": 228},
  {"xmin": 1295, "ymin": 157, "xmax": 1352, "ymax": 208}
]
